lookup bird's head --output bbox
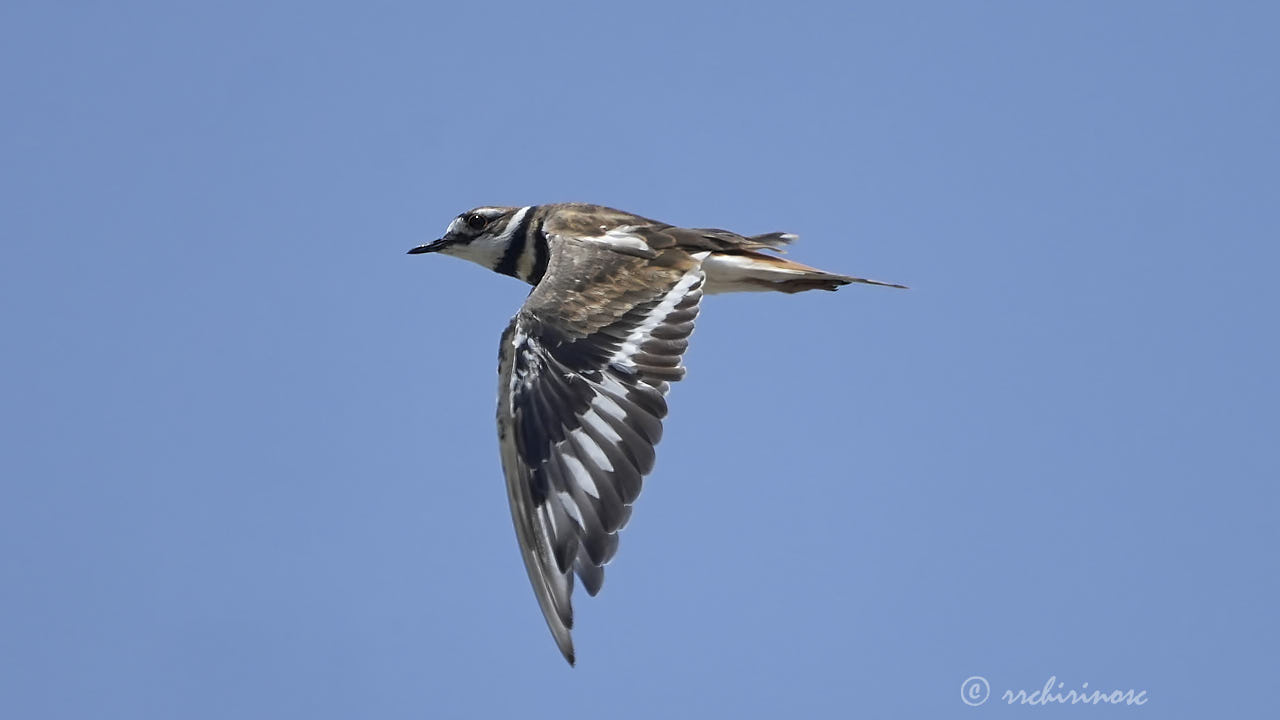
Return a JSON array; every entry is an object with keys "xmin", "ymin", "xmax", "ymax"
[{"xmin": 408, "ymin": 206, "xmax": 527, "ymax": 269}]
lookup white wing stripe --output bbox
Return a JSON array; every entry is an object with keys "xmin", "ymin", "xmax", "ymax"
[
  {"xmin": 606, "ymin": 263, "xmax": 705, "ymax": 368},
  {"xmin": 570, "ymin": 428, "xmax": 614, "ymax": 472},
  {"xmin": 556, "ymin": 490, "xmax": 585, "ymax": 530},
  {"xmin": 580, "ymin": 408, "xmax": 622, "ymax": 443},
  {"xmin": 560, "ymin": 453, "xmax": 599, "ymax": 498},
  {"xmin": 591, "ymin": 392, "xmax": 628, "ymax": 421}
]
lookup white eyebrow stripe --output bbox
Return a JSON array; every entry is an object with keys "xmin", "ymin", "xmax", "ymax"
[{"xmin": 496, "ymin": 206, "xmax": 531, "ymax": 245}]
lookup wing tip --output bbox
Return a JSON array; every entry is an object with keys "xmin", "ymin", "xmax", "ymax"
[
  {"xmin": 558, "ymin": 636, "xmax": 576, "ymax": 666},
  {"xmin": 841, "ymin": 276, "xmax": 909, "ymax": 290}
]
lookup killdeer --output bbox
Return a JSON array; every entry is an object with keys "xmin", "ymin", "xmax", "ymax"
[{"xmin": 409, "ymin": 203, "xmax": 904, "ymax": 665}]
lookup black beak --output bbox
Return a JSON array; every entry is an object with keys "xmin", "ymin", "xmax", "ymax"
[{"xmin": 408, "ymin": 237, "xmax": 451, "ymax": 254}]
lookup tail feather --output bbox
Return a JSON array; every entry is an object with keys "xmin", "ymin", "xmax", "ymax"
[
  {"xmin": 701, "ymin": 251, "xmax": 907, "ymax": 294},
  {"xmin": 745, "ymin": 232, "xmax": 798, "ymax": 251},
  {"xmin": 690, "ymin": 228, "xmax": 798, "ymax": 253}
]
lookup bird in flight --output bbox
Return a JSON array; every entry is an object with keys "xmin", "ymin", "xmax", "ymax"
[{"xmin": 409, "ymin": 203, "xmax": 904, "ymax": 665}]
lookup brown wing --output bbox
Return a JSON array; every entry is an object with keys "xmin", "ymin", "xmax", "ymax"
[
  {"xmin": 542, "ymin": 202, "xmax": 797, "ymax": 257},
  {"xmin": 497, "ymin": 228, "xmax": 705, "ymax": 665}
]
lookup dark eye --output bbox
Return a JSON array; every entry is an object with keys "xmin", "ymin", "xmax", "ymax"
[{"xmin": 466, "ymin": 213, "xmax": 488, "ymax": 231}]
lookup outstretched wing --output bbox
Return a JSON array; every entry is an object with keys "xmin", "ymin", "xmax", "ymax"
[{"xmin": 496, "ymin": 232, "xmax": 705, "ymax": 665}]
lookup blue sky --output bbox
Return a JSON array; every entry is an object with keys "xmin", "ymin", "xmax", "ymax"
[{"xmin": 2, "ymin": 1, "xmax": 1277, "ymax": 717}]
